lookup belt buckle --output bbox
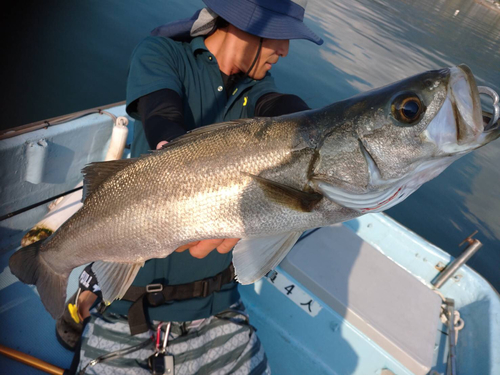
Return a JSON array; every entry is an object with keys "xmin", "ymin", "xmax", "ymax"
[
  {"xmin": 146, "ymin": 284, "xmax": 163, "ymax": 293},
  {"xmin": 146, "ymin": 284, "xmax": 165, "ymax": 306}
]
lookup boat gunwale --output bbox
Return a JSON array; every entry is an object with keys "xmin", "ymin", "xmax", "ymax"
[{"xmin": 0, "ymin": 100, "xmax": 126, "ymax": 140}]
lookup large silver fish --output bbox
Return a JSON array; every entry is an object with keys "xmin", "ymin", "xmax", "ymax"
[{"xmin": 9, "ymin": 65, "xmax": 500, "ymax": 319}]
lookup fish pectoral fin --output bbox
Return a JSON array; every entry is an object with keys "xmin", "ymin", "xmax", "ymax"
[
  {"xmin": 233, "ymin": 232, "xmax": 303, "ymax": 285},
  {"xmin": 81, "ymin": 159, "xmax": 137, "ymax": 201},
  {"xmin": 247, "ymin": 174, "xmax": 323, "ymax": 212},
  {"xmin": 92, "ymin": 261, "xmax": 144, "ymax": 304}
]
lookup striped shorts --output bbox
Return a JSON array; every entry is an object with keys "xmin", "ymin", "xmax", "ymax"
[{"xmin": 78, "ymin": 301, "xmax": 271, "ymax": 375}]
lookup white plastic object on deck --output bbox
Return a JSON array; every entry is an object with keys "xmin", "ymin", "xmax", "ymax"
[{"xmin": 24, "ymin": 139, "xmax": 48, "ymax": 185}]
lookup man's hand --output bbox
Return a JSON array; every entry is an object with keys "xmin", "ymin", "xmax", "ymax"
[
  {"xmin": 157, "ymin": 141, "xmax": 168, "ymax": 149},
  {"xmin": 175, "ymin": 238, "xmax": 240, "ymax": 258}
]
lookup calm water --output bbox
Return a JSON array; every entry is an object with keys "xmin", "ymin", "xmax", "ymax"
[{"xmin": 2, "ymin": 0, "xmax": 500, "ymax": 289}]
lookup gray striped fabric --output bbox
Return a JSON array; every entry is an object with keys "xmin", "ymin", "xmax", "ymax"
[{"xmin": 78, "ymin": 301, "xmax": 270, "ymax": 375}]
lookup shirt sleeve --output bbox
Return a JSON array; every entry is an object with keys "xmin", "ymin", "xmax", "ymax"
[
  {"xmin": 126, "ymin": 36, "xmax": 185, "ymax": 120},
  {"xmin": 255, "ymin": 92, "xmax": 310, "ymax": 117},
  {"xmin": 137, "ymin": 88, "xmax": 187, "ymax": 149},
  {"xmin": 244, "ymin": 74, "xmax": 280, "ymax": 117}
]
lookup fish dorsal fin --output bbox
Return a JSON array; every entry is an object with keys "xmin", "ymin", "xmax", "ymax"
[
  {"xmin": 92, "ymin": 260, "xmax": 144, "ymax": 303},
  {"xmin": 248, "ymin": 174, "xmax": 323, "ymax": 212},
  {"xmin": 81, "ymin": 159, "xmax": 137, "ymax": 201},
  {"xmin": 153, "ymin": 119, "xmax": 249, "ymax": 152},
  {"xmin": 233, "ymin": 232, "xmax": 303, "ymax": 284}
]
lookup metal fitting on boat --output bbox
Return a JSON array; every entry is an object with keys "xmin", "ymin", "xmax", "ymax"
[
  {"xmin": 445, "ymin": 298, "xmax": 457, "ymax": 375},
  {"xmin": 432, "ymin": 231, "xmax": 482, "ymax": 289}
]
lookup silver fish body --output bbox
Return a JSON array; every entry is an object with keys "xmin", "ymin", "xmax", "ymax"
[{"xmin": 9, "ymin": 65, "xmax": 500, "ymax": 318}]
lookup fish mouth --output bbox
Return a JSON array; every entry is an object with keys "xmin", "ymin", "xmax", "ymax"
[
  {"xmin": 479, "ymin": 87, "xmax": 500, "ymax": 133},
  {"xmin": 449, "ymin": 64, "xmax": 484, "ymax": 144},
  {"xmin": 483, "ymin": 109, "xmax": 500, "ymax": 132},
  {"xmin": 426, "ymin": 65, "xmax": 500, "ymax": 152}
]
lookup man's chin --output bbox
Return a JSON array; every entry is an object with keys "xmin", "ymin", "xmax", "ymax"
[{"xmin": 249, "ymin": 71, "xmax": 267, "ymax": 80}]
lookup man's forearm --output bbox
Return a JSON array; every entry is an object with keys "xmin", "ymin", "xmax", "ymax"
[{"xmin": 137, "ymin": 88, "xmax": 187, "ymax": 149}]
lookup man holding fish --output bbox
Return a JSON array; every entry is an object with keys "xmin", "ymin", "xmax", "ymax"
[
  {"xmin": 10, "ymin": 0, "xmax": 500, "ymax": 374},
  {"xmin": 57, "ymin": 0, "xmax": 324, "ymax": 374}
]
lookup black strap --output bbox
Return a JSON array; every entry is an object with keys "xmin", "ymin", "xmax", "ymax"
[
  {"xmin": 124, "ymin": 264, "xmax": 235, "ymax": 335},
  {"xmin": 243, "ymin": 37, "xmax": 263, "ymax": 79}
]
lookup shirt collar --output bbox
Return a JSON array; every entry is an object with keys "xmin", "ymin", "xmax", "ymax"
[{"xmin": 190, "ymin": 36, "xmax": 208, "ymax": 54}]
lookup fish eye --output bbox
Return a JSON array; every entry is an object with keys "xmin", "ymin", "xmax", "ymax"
[{"xmin": 391, "ymin": 93, "xmax": 425, "ymax": 126}]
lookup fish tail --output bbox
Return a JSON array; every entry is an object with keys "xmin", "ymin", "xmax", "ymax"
[{"xmin": 9, "ymin": 240, "xmax": 68, "ymax": 319}]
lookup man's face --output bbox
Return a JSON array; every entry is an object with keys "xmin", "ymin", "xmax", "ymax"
[{"xmin": 246, "ymin": 37, "xmax": 290, "ymax": 80}]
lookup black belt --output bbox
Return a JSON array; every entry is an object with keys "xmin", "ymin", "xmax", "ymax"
[{"xmin": 122, "ymin": 263, "xmax": 235, "ymax": 335}]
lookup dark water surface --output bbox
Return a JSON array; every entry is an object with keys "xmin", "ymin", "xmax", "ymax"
[{"xmin": 2, "ymin": 0, "xmax": 500, "ymax": 289}]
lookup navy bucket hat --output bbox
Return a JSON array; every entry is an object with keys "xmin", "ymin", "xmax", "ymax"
[
  {"xmin": 202, "ymin": 0, "xmax": 323, "ymax": 45},
  {"xmin": 151, "ymin": 0, "xmax": 323, "ymax": 45}
]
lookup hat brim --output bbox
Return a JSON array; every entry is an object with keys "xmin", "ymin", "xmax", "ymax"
[{"xmin": 202, "ymin": 0, "xmax": 324, "ymax": 45}]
